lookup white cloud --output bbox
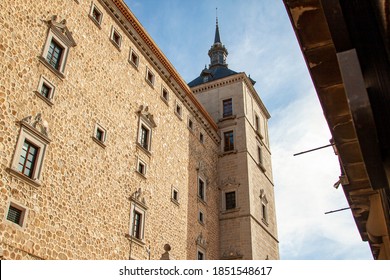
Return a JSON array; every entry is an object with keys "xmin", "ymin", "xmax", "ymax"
[{"xmin": 271, "ymin": 90, "xmax": 372, "ymax": 259}]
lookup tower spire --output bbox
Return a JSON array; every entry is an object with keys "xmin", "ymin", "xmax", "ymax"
[
  {"xmin": 208, "ymin": 9, "xmax": 228, "ymax": 69},
  {"xmin": 214, "ymin": 8, "xmax": 221, "ymax": 43}
]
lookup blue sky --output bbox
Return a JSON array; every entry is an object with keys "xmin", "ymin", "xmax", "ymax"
[{"xmin": 125, "ymin": 0, "xmax": 373, "ymax": 260}]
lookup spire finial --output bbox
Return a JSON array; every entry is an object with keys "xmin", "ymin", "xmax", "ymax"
[
  {"xmin": 214, "ymin": 8, "xmax": 221, "ymax": 44},
  {"xmin": 216, "ymin": 7, "xmax": 218, "ymax": 26}
]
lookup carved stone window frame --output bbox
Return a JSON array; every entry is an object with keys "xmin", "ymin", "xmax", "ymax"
[
  {"xmin": 39, "ymin": 16, "xmax": 76, "ymax": 79},
  {"xmin": 8, "ymin": 114, "xmax": 51, "ymax": 187},
  {"xmin": 136, "ymin": 105, "xmax": 157, "ymax": 154}
]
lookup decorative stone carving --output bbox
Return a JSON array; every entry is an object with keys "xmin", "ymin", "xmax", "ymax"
[
  {"xmin": 221, "ymin": 245, "xmax": 243, "ymax": 259},
  {"xmin": 137, "ymin": 105, "xmax": 157, "ymax": 128},
  {"xmin": 20, "ymin": 113, "xmax": 49, "ymax": 137},
  {"xmin": 45, "ymin": 15, "xmax": 76, "ymax": 47},
  {"xmin": 220, "ymin": 176, "xmax": 240, "ymax": 189},
  {"xmin": 196, "ymin": 232, "xmax": 207, "ymax": 249},
  {"xmin": 131, "ymin": 188, "xmax": 146, "ymax": 206}
]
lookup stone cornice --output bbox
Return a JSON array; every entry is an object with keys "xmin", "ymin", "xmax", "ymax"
[
  {"xmin": 191, "ymin": 72, "xmax": 271, "ymax": 119},
  {"xmin": 100, "ymin": 0, "xmax": 220, "ymax": 143}
]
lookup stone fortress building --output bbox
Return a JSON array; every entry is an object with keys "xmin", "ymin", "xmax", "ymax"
[{"xmin": 0, "ymin": 0, "xmax": 279, "ymax": 260}]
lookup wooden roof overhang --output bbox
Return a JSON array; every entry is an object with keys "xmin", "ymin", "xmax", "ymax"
[{"xmin": 283, "ymin": 0, "xmax": 390, "ymax": 259}]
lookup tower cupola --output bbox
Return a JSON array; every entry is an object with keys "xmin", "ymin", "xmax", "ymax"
[{"xmin": 208, "ymin": 16, "xmax": 228, "ymax": 69}]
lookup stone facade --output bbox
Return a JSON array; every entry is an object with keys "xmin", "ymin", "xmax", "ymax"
[{"xmin": 0, "ymin": 0, "xmax": 278, "ymax": 260}]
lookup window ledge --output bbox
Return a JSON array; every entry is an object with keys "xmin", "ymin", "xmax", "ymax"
[
  {"xmin": 262, "ymin": 218, "xmax": 269, "ymax": 226},
  {"xmin": 125, "ymin": 234, "xmax": 145, "ymax": 246},
  {"xmin": 256, "ymin": 130, "xmax": 264, "ymax": 140},
  {"xmin": 135, "ymin": 170, "xmax": 147, "ymax": 179},
  {"xmin": 88, "ymin": 15, "xmax": 102, "ymax": 29},
  {"xmin": 174, "ymin": 111, "xmax": 183, "ymax": 120},
  {"xmin": 34, "ymin": 91, "xmax": 54, "ymax": 107},
  {"xmin": 218, "ymin": 115, "xmax": 236, "ymax": 123},
  {"xmin": 38, "ymin": 56, "xmax": 65, "ymax": 79},
  {"xmin": 136, "ymin": 142, "xmax": 152, "ymax": 157},
  {"xmin": 197, "ymin": 196, "xmax": 207, "ymax": 206},
  {"xmin": 129, "ymin": 60, "xmax": 139, "ymax": 70},
  {"xmin": 110, "ymin": 39, "xmax": 121, "ymax": 51},
  {"xmin": 258, "ymin": 163, "xmax": 266, "ymax": 173},
  {"xmin": 221, "ymin": 207, "xmax": 240, "ymax": 215},
  {"xmin": 171, "ymin": 198, "xmax": 180, "ymax": 206},
  {"xmin": 160, "ymin": 96, "xmax": 169, "ymax": 106},
  {"xmin": 92, "ymin": 136, "xmax": 106, "ymax": 148},
  {"xmin": 145, "ymin": 79, "xmax": 155, "ymax": 88},
  {"xmin": 7, "ymin": 168, "xmax": 42, "ymax": 188},
  {"xmin": 220, "ymin": 149, "xmax": 238, "ymax": 157}
]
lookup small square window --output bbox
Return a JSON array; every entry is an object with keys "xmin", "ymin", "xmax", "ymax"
[
  {"xmin": 93, "ymin": 124, "xmax": 107, "ymax": 146},
  {"xmin": 36, "ymin": 76, "xmax": 55, "ymax": 104},
  {"xmin": 161, "ymin": 87, "xmax": 169, "ymax": 102},
  {"xmin": 110, "ymin": 27, "xmax": 122, "ymax": 49},
  {"xmin": 199, "ymin": 132, "xmax": 204, "ymax": 144},
  {"xmin": 171, "ymin": 187, "xmax": 179, "ymax": 203},
  {"xmin": 146, "ymin": 68, "xmax": 155, "ymax": 86},
  {"xmin": 173, "ymin": 190, "xmax": 178, "ymax": 201},
  {"xmin": 6, "ymin": 202, "xmax": 27, "ymax": 227},
  {"xmin": 129, "ymin": 48, "xmax": 139, "ymax": 68},
  {"xmin": 175, "ymin": 102, "xmax": 182, "ymax": 119},
  {"xmin": 136, "ymin": 158, "xmax": 147, "ymax": 176},
  {"xmin": 188, "ymin": 118, "xmax": 194, "ymax": 131},
  {"xmin": 90, "ymin": 4, "xmax": 103, "ymax": 26}
]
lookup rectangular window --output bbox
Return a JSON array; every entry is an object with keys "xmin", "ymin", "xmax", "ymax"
[
  {"xmin": 262, "ymin": 203, "xmax": 268, "ymax": 222},
  {"xmin": 90, "ymin": 5, "xmax": 103, "ymax": 26},
  {"xmin": 146, "ymin": 68, "xmax": 155, "ymax": 86},
  {"xmin": 40, "ymin": 83, "xmax": 51, "ymax": 98},
  {"xmin": 198, "ymin": 178, "xmax": 205, "ymax": 201},
  {"xmin": 173, "ymin": 189, "xmax": 178, "ymax": 201},
  {"xmin": 223, "ymin": 131, "xmax": 234, "ymax": 152},
  {"xmin": 175, "ymin": 103, "xmax": 182, "ymax": 118},
  {"xmin": 222, "ymin": 98, "xmax": 233, "ymax": 117},
  {"xmin": 225, "ymin": 191, "xmax": 236, "ymax": 210},
  {"xmin": 197, "ymin": 250, "xmax": 205, "ymax": 260},
  {"xmin": 132, "ymin": 211, "xmax": 142, "ymax": 239},
  {"xmin": 188, "ymin": 118, "xmax": 193, "ymax": 130},
  {"xmin": 129, "ymin": 49, "xmax": 139, "ymax": 68},
  {"xmin": 140, "ymin": 125, "xmax": 149, "ymax": 150},
  {"xmin": 162, "ymin": 87, "xmax": 169, "ymax": 102},
  {"xmin": 93, "ymin": 124, "xmax": 107, "ymax": 147},
  {"xmin": 110, "ymin": 27, "xmax": 122, "ymax": 49},
  {"xmin": 46, "ymin": 39, "xmax": 64, "ymax": 70},
  {"xmin": 17, "ymin": 140, "xmax": 39, "ymax": 178},
  {"xmin": 198, "ymin": 211, "xmax": 204, "ymax": 224},
  {"xmin": 255, "ymin": 114, "xmax": 260, "ymax": 132},
  {"xmin": 258, "ymin": 146, "xmax": 263, "ymax": 164},
  {"xmin": 199, "ymin": 132, "xmax": 204, "ymax": 144},
  {"xmin": 36, "ymin": 76, "xmax": 55, "ymax": 104},
  {"xmin": 137, "ymin": 161, "xmax": 146, "ymax": 175},
  {"xmin": 96, "ymin": 128, "xmax": 104, "ymax": 142}
]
